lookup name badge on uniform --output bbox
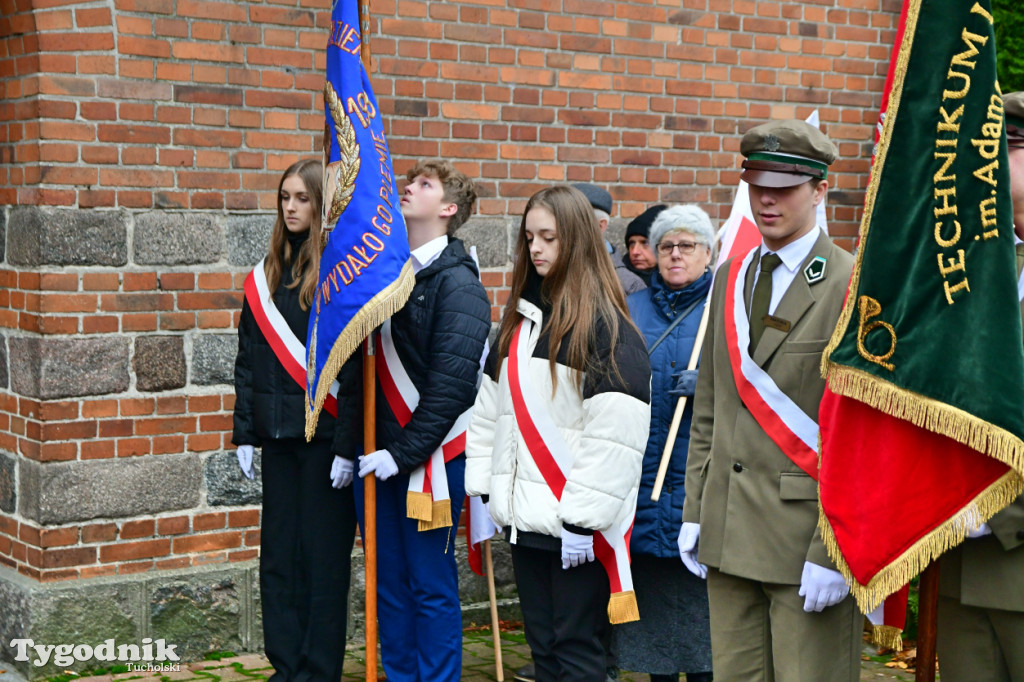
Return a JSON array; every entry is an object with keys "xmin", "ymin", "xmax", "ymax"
[
  {"xmin": 763, "ymin": 315, "xmax": 791, "ymax": 332},
  {"xmin": 804, "ymin": 256, "xmax": 827, "ymax": 285}
]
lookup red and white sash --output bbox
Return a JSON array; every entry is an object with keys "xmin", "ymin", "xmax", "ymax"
[
  {"xmin": 507, "ymin": 318, "xmax": 640, "ymax": 624},
  {"xmin": 243, "ymin": 258, "xmax": 338, "ymax": 417},
  {"xmin": 723, "ymin": 248, "xmax": 819, "ymax": 478},
  {"xmin": 376, "ymin": 318, "xmax": 473, "ymax": 531}
]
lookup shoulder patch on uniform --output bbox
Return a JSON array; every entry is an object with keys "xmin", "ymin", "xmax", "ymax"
[{"xmin": 803, "ymin": 256, "xmax": 827, "ymax": 285}]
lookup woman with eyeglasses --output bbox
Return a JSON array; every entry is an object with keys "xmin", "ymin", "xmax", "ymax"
[{"xmin": 613, "ymin": 204, "xmax": 715, "ymax": 682}]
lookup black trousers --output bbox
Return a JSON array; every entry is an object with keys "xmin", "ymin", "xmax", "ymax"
[
  {"xmin": 511, "ymin": 543, "xmax": 611, "ymax": 682},
  {"xmin": 260, "ymin": 438, "xmax": 356, "ymax": 682}
]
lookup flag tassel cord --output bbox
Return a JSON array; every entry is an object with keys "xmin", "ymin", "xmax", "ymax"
[
  {"xmin": 818, "ymin": 468, "xmax": 1024, "ymax": 615},
  {"xmin": 305, "ymin": 262, "xmax": 415, "ymax": 440},
  {"xmin": 825, "ymin": 364, "xmax": 1024, "ymax": 475}
]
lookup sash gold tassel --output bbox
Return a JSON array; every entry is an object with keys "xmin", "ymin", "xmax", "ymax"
[
  {"xmin": 406, "ymin": 491, "xmax": 433, "ymax": 522},
  {"xmin": 417, "ymin": 500, "xmax": 453, "ymax": 532},
  {"xmin": 870, "ymin": 624, "xmax": 904, "ymax": 652},
  {"xmin": 607, "ymin": 591, "xmax": 640, "ymax": 625},
  {"xmin": 818, "ymin": 469, "xmax": 1024, "ymax": 614}
]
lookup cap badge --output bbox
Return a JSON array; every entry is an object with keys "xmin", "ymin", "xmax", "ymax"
[
  {"xmin": 803, "ymin": 256, "xmax": 827, "ymax": 285},
  {"xmin": 763, "ymin": 134, "xmax": 780, "ymax": 152}
]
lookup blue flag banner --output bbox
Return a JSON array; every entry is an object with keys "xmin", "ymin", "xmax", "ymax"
[{"xmin": 305, "ymin": 0, "xmax": 414, "ymax": 438}]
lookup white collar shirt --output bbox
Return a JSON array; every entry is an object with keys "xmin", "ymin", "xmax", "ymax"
[
  {"xmin": 1016, "ymin": 232, "xmax": 1024, "ymax": 301},
  {"xmin": 751, "ymin": 226, "xmax": 822, "ymax": 316},
  {"xmin": 410, "ymin": 235, "xmax": 449, "ymax": 274}
]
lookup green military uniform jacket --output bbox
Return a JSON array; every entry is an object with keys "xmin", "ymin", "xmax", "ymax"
[
  {"xmin": 682, "ymin": 230, "xmax": 854, "ymax": 584},
  {"xmin": 937, "ymin": 498, "xmax": 1024, "ymax": 611},
  {"xmin": 937, "ymin": 245, "xmax": 1024, "ymax": 612}
]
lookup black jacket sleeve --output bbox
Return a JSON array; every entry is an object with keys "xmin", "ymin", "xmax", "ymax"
[
  {"xmin": 387, "ymin": 271, "xmax": 492, "ymax": 472},
  {"xmin": 583, "ymin": 313, "xmax": 652, "ymax": 405},
  {"xmin": 331, "ymin": 351, "xmax": 363, "ymax": 459},
  {"xmin": 232, "ymin": 298, "xmax": 259, "ymax": 447}
]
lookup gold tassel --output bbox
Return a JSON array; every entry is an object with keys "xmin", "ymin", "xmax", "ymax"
[
  {"xmin": 818, "ymin": 470, "xmax": 1024, "ymax": 613},
  {"xmin": 305, "ymin": 262, "xmax": 416, "ymax": 441},
  {"xmin": 824, "ymin": 365, "xmax": 1024, "ymax": 475},
  {"xmin": 607, "ymin": 591, "xmax": 640, "ymax": 624},
  {"xmin": 406, "ymin": 491, "xmax": 433, "ymax": 522},
  {"xmin": 870, "ymin": 624, "xmax": 903, "ymax": 652},
  {"xmin": 417, "ymin": 499, "xmax": 453, "ymax": 532}
]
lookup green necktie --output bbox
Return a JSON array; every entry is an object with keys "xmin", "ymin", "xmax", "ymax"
[{"xmin": 749, "ymin": 253, "xmax": 783, "ymax": 352}]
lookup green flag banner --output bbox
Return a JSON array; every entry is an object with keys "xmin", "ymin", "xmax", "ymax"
[
  {"xmin": 824, "ymin": 0, "xmax": 1024, "ymax": 470},
  {"xmin": 818, "ymin": 0, "xmax": 1024, "ymax": 612}
]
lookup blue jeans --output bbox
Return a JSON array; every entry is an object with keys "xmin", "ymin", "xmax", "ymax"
[{"xmin": 354, "ymin": 456, "xmax": 465, "ymax": 682}]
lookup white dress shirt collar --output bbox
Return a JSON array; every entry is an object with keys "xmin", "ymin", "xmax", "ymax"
[
  {"xmin": 754, "ymin": 226, "xmax": 823, "ymax": 316},
  {"xmin": 410, "ymin": 235, "xmax": 449, "ymax": 274},
  {"xmin": 762, "ymin": 226, "xmax": 822, "ymax": 275}
]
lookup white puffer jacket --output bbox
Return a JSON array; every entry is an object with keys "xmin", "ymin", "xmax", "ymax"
[{"xmin": 465, "ymin": 297, "xmax": 651, "ymax": 539}]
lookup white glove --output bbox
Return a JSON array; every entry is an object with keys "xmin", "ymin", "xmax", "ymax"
[
  {"xmin": 560, "ymin": 529, "xmax": 596, "ymax": 569},
  {"xmin": 967, "ymin": 522, "xmax": 992, "ymax": 538},
  {"xmin": 357, "ymin": 449, "xmax": 399, "ymax": 481},
  {"xmin": 330, "ymin": 456, "xmax": 353, "ymax": 489},
  {"xmin": 677, "ymin": 522, "xmax": 707, "ymax": 578},
  {"xmin": 236, "ymin": 445, "xmax": 255, "ymax": 480},
  {"xmin": 798, "ymin": 561, "xmax": 850, "ymax": 612}
]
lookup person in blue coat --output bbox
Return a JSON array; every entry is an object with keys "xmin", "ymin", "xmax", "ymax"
[{"xmin": 614, "ymin": 204, "xmax": 715, "ymax": 682}]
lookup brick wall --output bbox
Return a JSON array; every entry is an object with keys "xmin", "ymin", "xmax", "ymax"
[{"xmin": 0, "ymin": 0, "xmax": 900, "ymax": 583}]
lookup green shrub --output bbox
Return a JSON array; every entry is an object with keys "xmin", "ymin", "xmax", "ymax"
[
  {"xmin": 903, "ymin": 575, "xmax": 919, "ymax": 642},
  {"xmin": 994, "ymin": 0, "xmax": 1024, "ymax": 92}
]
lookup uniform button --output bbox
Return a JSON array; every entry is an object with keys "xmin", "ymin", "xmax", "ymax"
[
  {"xmin": 664, "ymin": 484, "xmax": 673, "ymax": 493},
  {"xmin": 1016, "ymin": 529, "xmax": 1024, "ymax": 541},
  {"xmin": 733, "ymin": 462, "xmax": 743, "ymax": 473}
]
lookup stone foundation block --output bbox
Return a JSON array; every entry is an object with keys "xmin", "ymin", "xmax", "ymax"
[
  {"xmin": 9, "ymin": 337, "xmax": 130, "ymax": 400},
  {"xmin": 134, "ymin": 336, "xmax": 186, "ymax": 392},
  {"xmin": 191, "ymin": 335, "xmax": 236, "ymax": 386},
  {"xmin": 133, "ymin": 213, "xmax": 223, "ymax": 266},
  {"xmin": 18, "ymin": 454, "xmax": 201, "ymax": 524},
  {"xmin": 6, "ymin": 207, "xmax": 128, "ymax": 267}
]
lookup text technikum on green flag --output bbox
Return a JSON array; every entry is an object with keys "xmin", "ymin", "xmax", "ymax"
[{"xmin": 818, "ymin": 0, "xmax": 1024, "ymax": 628}]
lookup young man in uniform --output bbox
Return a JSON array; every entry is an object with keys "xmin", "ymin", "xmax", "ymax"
[
  {"xmin": 356, "ymin": 159, "xmax": 492, "ymax": 682},
  {"xmin": 935, "ymin": 91, "xmax": 1024, "ymax": 682},
  {"xmin": 679, "ymin": 119, "xmax": 860, "ymax": 681}
]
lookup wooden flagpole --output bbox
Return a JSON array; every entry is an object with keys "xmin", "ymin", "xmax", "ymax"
[
  {"xmin": 362, "ymin": 338, "xmax": 379, "ymax": 680},
  {"xmin": 651, "ymin": 302, "xmax": 711, "ymax": 502},
  {"xmin": 915, "ymin": 563, "xmax": 939, "ymax": 682},
  {"xmin": 484, "ymin": 539, "xmax": 504, "ymax": 681},
  {"xmin": 357, "ymin": 5, "xmax": 378, "ymax": 679}
]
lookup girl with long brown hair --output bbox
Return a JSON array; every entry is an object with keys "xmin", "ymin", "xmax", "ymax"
[
  {"xmin": 467, "ymin": 185, "xmax": 652, "ymax": 681},
  {"xmin": 232, "ymin": 159, "xmax": 360, "ymax": 682}
]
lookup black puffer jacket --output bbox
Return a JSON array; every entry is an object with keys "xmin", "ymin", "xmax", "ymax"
[
  {"xmin": 376, "ymin": 238, "xmax": 492, "ymax": 473},
  {"xmin": 233, "ymin": 233, "xmax": 360, "ymax": 455}
]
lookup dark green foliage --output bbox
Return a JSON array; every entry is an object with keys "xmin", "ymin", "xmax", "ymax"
[
  {"xmin": 904, "ymin": 575, "xmax": 919, "ymax": 642},
  {"xmin": 994, "ymin": 0, "xmax": 1024, "ymax": 93}
]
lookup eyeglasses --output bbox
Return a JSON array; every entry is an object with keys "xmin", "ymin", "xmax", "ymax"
[{"xmin": 657, "ymin": 240, "xmax": 701, "ymax": 255}]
